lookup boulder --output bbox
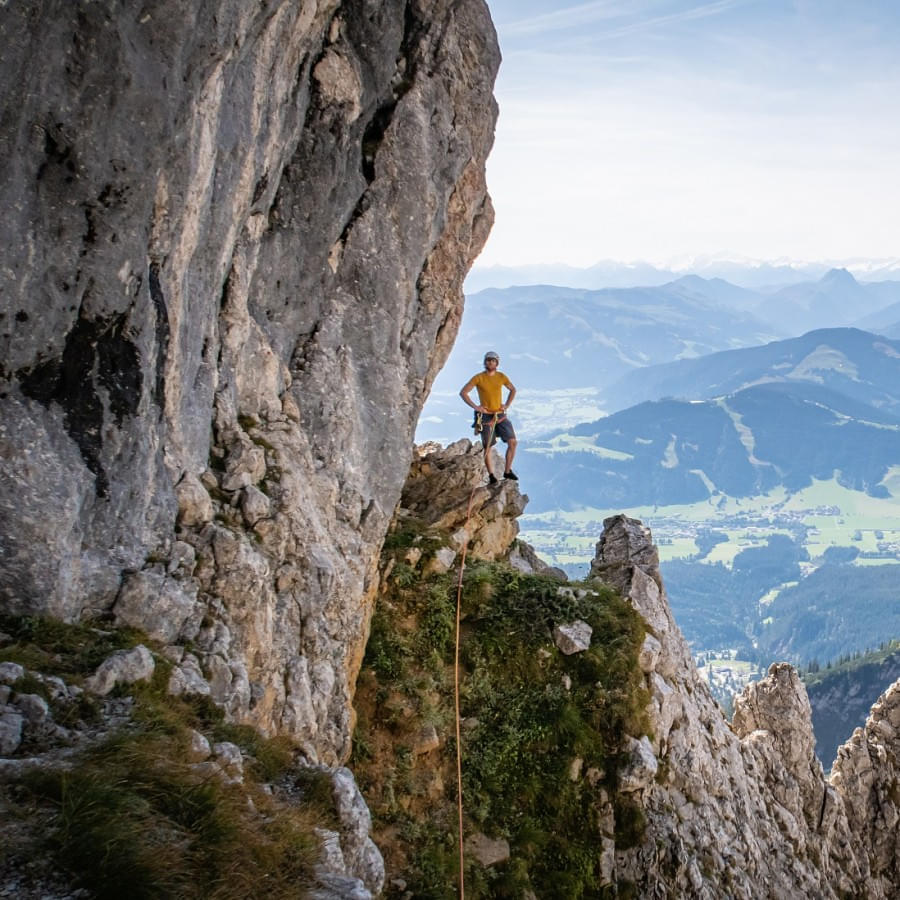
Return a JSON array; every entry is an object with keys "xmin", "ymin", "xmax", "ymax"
[
  {"xmin": 175, "ymin": 473, "xmax": 213, "ymax": 527},
  {"xmin": 465, "ymin": 833, "xmax": 510, "ymax": 867},
  {"xmin": 240, "ymin": 484, "xmax": 271, "ymax": 526},
  {"xmin": 412, "ymin": 724, "xmax": 441, "ymax": 757},
  {"xmin": 423, "ymin": 546, "xmax": 457, "ymax": 576},
  {"xmin": 0, "ymin": 710, "xmax": 24, "ymax": 755},
  {"xmin": 618, "ymin": 735, "xmax": 659, "ymax": 793},
  {"xmin": 12, "ymin": 693, "xmax": 49, "ymax": 726},
  {"xmin": 113, "ymin": 568, "xmax": 201, "ymax": 644},
  {"xmin": 0, "ymin": 662, "xmax": 25, "ymax": 684},
  {"xmin": 553, "ymin": 620, "xmax": 592, "ymax": 655},
  {"xmin": 168, "ymin": 653, "xmax": 212, "ymax": 696},
  {"xmin": 331, "ymin": 767, "xmax": 385, "ymax": 895},
  {"xmin": 84, "ymin": 645, "xmax": 155, "ymax": 696}
]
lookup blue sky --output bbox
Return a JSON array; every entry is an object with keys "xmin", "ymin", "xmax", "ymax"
[{"xmin": 480, "ymin": 0, "xmax": 900, "ymax": 267}]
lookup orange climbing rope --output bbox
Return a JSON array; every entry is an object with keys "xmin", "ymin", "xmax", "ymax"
[{"xmin": 453, "ymin": 414, "xmax": 500, "ymax": 899}]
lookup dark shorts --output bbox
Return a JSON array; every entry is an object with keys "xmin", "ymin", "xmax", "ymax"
[{"xmin": 480, "ymin": 415, "xmax": 516, "ymax": 447}]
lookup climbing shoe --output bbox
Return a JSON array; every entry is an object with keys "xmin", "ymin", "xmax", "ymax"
[
  {"xmin": 503, "ymin": 470, "xmax": 518, "ymax": 481},
  {"xmin": 488, "ymin": 474, "xmax": 499, "ymax": 485}
]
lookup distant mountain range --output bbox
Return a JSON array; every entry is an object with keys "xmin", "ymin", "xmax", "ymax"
[
  {"xmin": 605, "ymin": 328, "xmax": 900, "ymax": 415},
  {"xmin": 417, "ymin": 269, "xmax": 900, "ymax": 444},
  {"xmin": 518, "ymin": 375, "xmax": 900, "ymax": 511},
  {"xmin": 434, "ymin": 282, "xmax": 784, "ymax": 393},
  {"xmin": 465, "ymin": 257, "xmax": 900, "ymax": 294}
]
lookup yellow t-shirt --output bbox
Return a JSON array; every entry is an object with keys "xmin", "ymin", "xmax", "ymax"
[{"xmin": 467, "ymin": 371, "xmax": 511, "ymax": 412}]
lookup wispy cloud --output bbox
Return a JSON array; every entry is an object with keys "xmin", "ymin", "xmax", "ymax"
[
  {"xmin": 501, "ymin": 0, "xmax": 649, "ymax": 36},
  {"xmin": 501, "ymin": 0, "xmax": 742, "ymax": 38},
  {"xmin": 589, "ymin": 0, "xmax": 747, "ymax": 41}
]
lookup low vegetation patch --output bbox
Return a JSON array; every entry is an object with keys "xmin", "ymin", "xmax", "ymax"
[
  {"xmin": 353, "ymin": 526, "xmax": 649, "ymax": 898},
  {"xmin": 1, "ymin": 615, "xmax": 331, "ymax": 899},
  {"xmin": 0, "ymin": 613, "xmax": 145, "ymax": 679},
  {"xmin": 17, "ymin": 729, "xmax": 320, "ymax": 900}
]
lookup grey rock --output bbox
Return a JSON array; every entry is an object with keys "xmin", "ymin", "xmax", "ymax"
[
  {"xmin": 618, "ymin": 735, "xmax": 658, "ymax": 793},
  {"xmin": 412, "ymin": 724, "xmax": 441, "ymax": 757},
  {"xmin": 189, "ymin": 729, "xmax": 211, "ymax": 760},
  {"xmin": 403, "ymin": 547, "xmax": 422, "ymax": 567},
  {"xmin": 687, "ymin": 859, "xmax": 704, "ymax": 891},
  {"xmin": 465, "ymin": 833, "xmax": 510, "ymax": 867},
  {"xmin": 39, "ymin": 675, "xmax": 70, "ymax": 700},
  {"xmin": 552, "ymin": 620, "xmax": 593, "ymax": 655},
  {"xmin": 507, "ymin": 540, "xmax": 567, "ymax": 580},
  {"xmin": 12, "ymin": 693, "xmax": 50, "ymax": 725},
  {"xmin": 402, "ymin": 442, "xmax": 527, "ymax": 561},
  {"xmin": 84, "ymin": 645, "xmax": 155, "ymax": 696},
  {"xmin": 0, "ymin": 685, "xmax": 10, "ymax": 706},
  {"xmin": 168, "ymin": 541, "xmax": 197, "ymax": 579},
  {"xmin": 168, "ymin": 653, "xmax": 212, "ymax": 697},
  {"xmin": 308, "ymin": 872, "xmax": 371, "ymax": 900},
  {"xmin": 175, "ymin": 473, "xmax": 214, "ymax": 527},
  {"xmin": 221, "ymin": 445, "xmax": 266, "ymax": 492},
  {"xmin": 113, "ymin": 568, "xmax": 201, "ymax": 644},
  {"xmin": 423, "ymin": 546, "xmax": 457, "ymax": 576},
  {"xmin": 0, "ymin": 711, "xmax": 24, "ymax": 755},
  {"xmin": 591, "ymin": 514, "xmax": 660, "ymax": 576},
  {"xmin": 0, "ymin": 662, "xmax": 25, "ymax": 684},
  {"xmin": 331, "ymin": 767, "xmax": 385, "ymax": 895},
  {"xmin": 240, "ymin": 484, "xmax": 271, "ymax": 526},
  {"xmin": 315, "ymin": 827, "xmax": 347, "ymax": 872},
  {"xmin": 212, "ymin": 741, "xmax": 244, "ymax": 780},
  {"xmin": 638, "ymin": 633, "xmax": 662, "ymax": 673}
]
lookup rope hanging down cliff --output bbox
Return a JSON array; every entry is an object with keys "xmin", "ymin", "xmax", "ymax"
[{"xmin": 452, "ymin": 416, "xmax": 499, "ymax": 900}]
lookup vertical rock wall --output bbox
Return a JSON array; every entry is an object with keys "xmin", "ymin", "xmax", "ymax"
[{"xmin": 0, "ymin": 0, "xmax": 500, "ymax": 764}]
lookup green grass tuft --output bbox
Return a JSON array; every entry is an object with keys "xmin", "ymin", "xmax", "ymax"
[
  {"xmin": 0, "ymin": 614, "xmax": 146, "ymax": 679},
  {"xmin": 20, "ymin": 729, "xmax": 321, "ymax": 900}
]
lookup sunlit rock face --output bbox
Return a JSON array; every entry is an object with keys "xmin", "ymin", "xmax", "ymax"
[
  {"xmin": 0, "ymin": 0, "xmax": 499, "ymax": 763},
  {"xmin": 590, "ymin": 515, "xmax": 900, "ymax": 898}
]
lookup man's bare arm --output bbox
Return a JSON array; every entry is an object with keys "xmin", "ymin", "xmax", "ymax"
[
  {"xmin": 501, "ymin": 383, "xmax": 516, "ymax": 411},
  {"xmin": 460, "ymin": 380, "xmax": 486, "ymax": 412}
]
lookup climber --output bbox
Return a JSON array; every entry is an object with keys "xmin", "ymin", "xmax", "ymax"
[{"xmin": 459, "ymin": 350, "xmax": 518, "ymax": 485}]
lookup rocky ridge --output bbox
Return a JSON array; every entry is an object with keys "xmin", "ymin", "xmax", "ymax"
[
  {"xmin": 590, "ymin": 515, "xmax": 900, "ymax": 898},
  {"xmin": 806, "ymin": 648, "xmax": 900, "ymax": 769},
  {"xmin": 398, "ymin": 439, "xmax": 564, "ymax": 576},
  {"xmin": 0, "ymin": 0, "xmax": 499, "ymax": 764}
]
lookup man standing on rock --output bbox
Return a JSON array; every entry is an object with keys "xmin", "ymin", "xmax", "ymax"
[{"xmin": 459, "ymin": 350, "xmax": 518, "ymax": 485}]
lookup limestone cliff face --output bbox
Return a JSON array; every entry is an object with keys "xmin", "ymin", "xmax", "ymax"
[
  {"xmin": 0, "ymin": 1, "xmax": 499, "ymax": 764},
  {"xmin": 592, "ymin": 516, "xmax": 900, "ymax": 898}
]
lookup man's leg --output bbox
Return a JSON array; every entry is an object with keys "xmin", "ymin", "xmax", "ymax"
[
  {"xmin": 482, "ymin": 431, "xmax": 497, "ymax": 483},
  {"xmin": 505, "ymin": 437, "xmax": 517, "ymax": 474}
]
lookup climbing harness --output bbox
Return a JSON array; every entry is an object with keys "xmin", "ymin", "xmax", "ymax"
[
  {"xmin": 473, "ymin": 410, "xmax": 505, "ymax": 441},
  {"xmin": 453, "ymin": 414, "xmax": 499, "ymax": 899}
]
